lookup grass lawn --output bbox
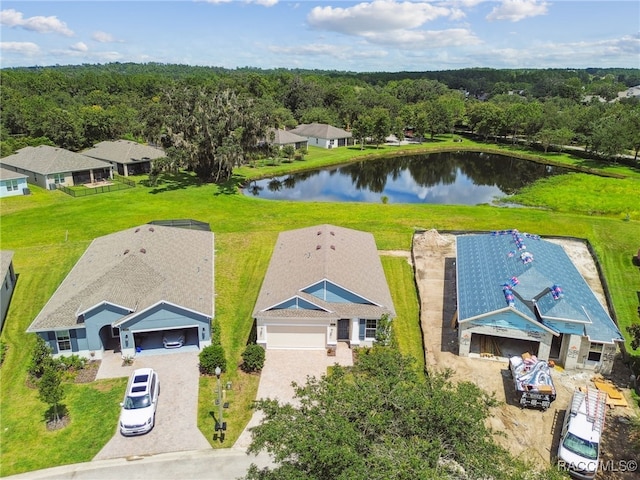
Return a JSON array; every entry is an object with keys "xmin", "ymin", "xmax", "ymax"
[{"xmin": 1, "ymin": 138, "xmax": 639, "ymax": 475}]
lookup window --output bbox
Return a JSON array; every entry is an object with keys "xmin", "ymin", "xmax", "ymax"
[
  {"xmin": 56, "ymin": 330, "xmax": 71, "ymax": 352},
  {"xmin": 365, "ymin": 319, "xmax": 377, "ymax": 339},
  {"xmin": 6, "ymin": 179, "xmax": 19, "ymax": 191},
  {"xmin": 587, "ymin": 342, "xmax": 603, "ymax": 362},
  {"xmin": 53, "ymin": 173, "xmax": 65, "ymax": 184}
]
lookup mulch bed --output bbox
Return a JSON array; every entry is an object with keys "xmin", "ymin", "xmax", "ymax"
[
  {"xmin": 46, "ymin": 415, "xmax": 70, "ymax": 431},
  {"xmin": 73, "ymin": 360, "xmax": 101, "ymax": 383}
]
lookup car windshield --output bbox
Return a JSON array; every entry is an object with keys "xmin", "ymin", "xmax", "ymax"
[
  {"xmin": 123, "ymin": 394, "xmax": 151, "ymax": 409},
  {"xmin": 563, "ymin": 432, "xmax": 598, "ymax": 460}
]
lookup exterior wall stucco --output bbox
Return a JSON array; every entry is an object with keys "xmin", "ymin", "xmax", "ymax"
[{"xmin": 0, "ymin": 178, "xmax": 28, "ymax": 197}]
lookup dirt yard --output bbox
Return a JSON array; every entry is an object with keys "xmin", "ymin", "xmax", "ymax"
[{"xmin": 406, "ymin": 230, "xmax": 638, "ymax": 477}]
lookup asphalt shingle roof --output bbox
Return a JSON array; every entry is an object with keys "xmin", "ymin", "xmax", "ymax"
[
  {"xmin": 0, "ymin": 167, "xmax": 27, "ymax": 181},
  {"xmin": 267, "ymin": 128, "xmax": 308, "ymax": 145},
  {"xmin": 254, "ymin": 224, "xmax": 395, "ymax": 320},
  {"xmin": 28, "ymin": 225, "xmax": 214, "ymax": 331},
  {"xmin": 456, "ymin": 231, "xmax": 623, "ymax": 344},
  {"xmin": 290, "ymin": 123, "xmax": 352, "ymax": 140},
  {"xmin": 1, "ymin": 145, "xmax": 111, "ymax": 175},
  {"xmin": 82, "ymin": 140, "xmax": 166, "ymax": 165}
]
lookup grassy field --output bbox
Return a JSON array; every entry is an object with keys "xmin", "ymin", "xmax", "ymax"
[{"xmin": 1, "ymin": 138, "xmax": 639, "ymax": 475}]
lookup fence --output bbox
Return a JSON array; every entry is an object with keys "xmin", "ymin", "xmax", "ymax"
[{"xmin": 58, "ymin": 178, "xmax": 135, "ymax": 197}]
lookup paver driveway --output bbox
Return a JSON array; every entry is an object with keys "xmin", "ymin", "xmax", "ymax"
[
  {"xmin": 94, "ymin": 351, "xmax": 210, "ymax": 460},
  {"xmin": 234, "ymin": 344, "xmax": 353, "ymax": 450}
]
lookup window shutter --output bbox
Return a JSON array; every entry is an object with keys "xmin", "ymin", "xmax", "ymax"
[{"xmin": 359, "ymin": 319, "xmax": 365, "ymax": 341}]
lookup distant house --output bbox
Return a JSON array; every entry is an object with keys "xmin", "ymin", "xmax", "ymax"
[
  {"xmin": 1, "ymin": 145, "xmax": 112, "ymax": 190},
  {"xmin": 289, "ymin": 123, "xmax": 353, "ymax": 149},
  {"xmin": 0, "ymin": 251, "xmax": 17, "ymax": 332},
  {"xmin": 253, "ymin": 224, "xmax": 395, "ymax": 350},
  {"xmin": 455, "ymin": 230, "xmax": 623, "ymax": 374},
  {"xmin": 0, "ymin": 167, "xmax": 28, "ymax": 197},
  {"xmin": 27, "ymin": 224, "xmax": 214, "ymax": 359},
  {"xmin": 82, "ymin": 140, "xmax": 166, "ymax": 176},
  {"xmin": 265, "ymin": 128, "xmax": 308, "ymax": 151}
]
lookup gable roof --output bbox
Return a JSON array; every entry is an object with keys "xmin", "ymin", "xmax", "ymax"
[
  {"xmin": 456, "ymin": 231, "xmax": 623, "ymax": 344},
  {"xmin": 267, "ymin": 128, "xmax": 308, "ymax": 146},
  {"xmin": 290, "ymin": 123, "xmax": 352, "ymax": 140},
  {"xmin": 1, "ymin": 145, "xmax": 110, "ymax": 175},
  {"xmin": 0, "ymin": 167, "xmax": 27, "ymax": 181},
  {"xmin": 82, "ymin": 140, "xmax": 166, "ymax": 165},
  {"xmin": 253, "ymin": 224, "xmax": 395, "ymax": 320},
  {"xmin": 27, "ymin": 224, "xmax": 214, "ymax": 331}
]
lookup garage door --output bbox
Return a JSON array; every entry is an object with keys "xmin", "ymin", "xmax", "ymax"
[{"xmin": 267, "ymin": 325, "xmax": 326, "ymax": 349}]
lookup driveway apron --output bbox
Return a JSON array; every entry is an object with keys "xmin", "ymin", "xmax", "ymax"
[{"xmin": 94, "ymin": 351, "xmax": 210, "ymax": 460}]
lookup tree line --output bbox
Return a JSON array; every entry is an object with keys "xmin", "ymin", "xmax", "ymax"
[{"xmin": 1, "ymin": 64, "xmax": 638, "ymax": 183}]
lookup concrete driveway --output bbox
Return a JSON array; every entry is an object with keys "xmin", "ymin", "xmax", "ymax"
[
  {"xmin": 94, "ymin": 351, "xmax": 211, "ymax": 460},
  {"xmin": 234, "ymin": 344, "xmax": 353, "ymax": 450}
]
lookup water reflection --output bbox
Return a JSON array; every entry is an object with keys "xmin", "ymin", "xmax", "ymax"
[{"xmin": 244, "ymin": 152, "xmax": 570, "ymax": 205}]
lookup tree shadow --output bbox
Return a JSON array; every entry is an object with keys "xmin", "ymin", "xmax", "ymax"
[
  {"xmin": 145, "ymin": 171, "xmax": 204, "ymax": 194},
  {"xmin": 42, "ymin": 404, "xmax": 69, "ymax": 423},
  {"xmin": 215, "ymin": 174, "xmax": 246, "ymax": 196}
]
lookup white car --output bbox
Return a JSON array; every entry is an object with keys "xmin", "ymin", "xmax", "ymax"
[
  {"xmin": 162, "ymin": 330, "xmax": 186, "ymax": 349},
  {"xmin": 119, "ymin": 368, "xmax": 159, "ymax": 436}
]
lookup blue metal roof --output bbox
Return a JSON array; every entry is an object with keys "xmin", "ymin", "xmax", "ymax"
[{"xmin": 456, "ymin": 231, "xmax": 623, "ymax": 344}]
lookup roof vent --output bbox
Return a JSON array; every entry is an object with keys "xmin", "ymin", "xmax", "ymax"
[
  {"xmin": 135, "ymin": 228, "xmax": 140, "ymax": 233},
  {"xmin": 316, "ymin": 245, "xmax": 321, "ymax": 250},
  {"xmin": 317, "ymin": 231, "xmax": 322, "ymax": 235},
  {"xmin": 149, "ymin": 227, "xmax": 154, "ymax": 232},
  {"xmin": 140, "ymin": 248, "xmax": 146, "ymax": 254},
  {"xmin": 330, "ymin": 245, "xmax": 335, "ymax": 250},
  {"xmin": 124, "ymin": 249, "xmax": 130, "ymax": 255},
  {"xmin": 330, "ymin": 231, "xmax": 335, "ymax": 236}
]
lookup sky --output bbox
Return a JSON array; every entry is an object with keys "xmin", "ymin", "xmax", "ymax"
[{"xmin": 1, "ymin": 0, "xmax": 638, "ymax": 72}]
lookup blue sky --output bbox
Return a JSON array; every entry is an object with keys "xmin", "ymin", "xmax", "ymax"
[{"xmin": 1, "ymin": 1, "xmax": 638, "ymax": 71}]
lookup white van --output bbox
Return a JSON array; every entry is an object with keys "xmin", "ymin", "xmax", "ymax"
[
  {"xmin": 557, "ymin": 387, "xmax": 607, "ymax": 479},
  {"xmin": 119, "ymin": 368, "xmax": 160, "ymax": 436}
]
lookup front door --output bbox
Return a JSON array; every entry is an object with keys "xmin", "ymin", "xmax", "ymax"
[{"xmin": 337, "ymin": 319, "xmax": 349, "ymax": 341}]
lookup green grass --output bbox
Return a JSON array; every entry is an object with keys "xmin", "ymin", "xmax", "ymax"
[{"xmin": 1, "ymin": 139, "xmax": 640, "ymax": 475}]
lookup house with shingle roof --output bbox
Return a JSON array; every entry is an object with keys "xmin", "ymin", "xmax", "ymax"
[
  {"xmin": 27, "ymin": 224, "xmax": 214, "ymax": 359},
  {"xmin": 264, "ymin": 128, "xmax": 308, "ymax": 151},
  {"xmin": 253, "ymin": 224, "xmax": 395, "ymax": 350},
  {"xmin": 455, "ymin": 230, "xmax": 623, "ymax": 374},
  {"xmin": 1, "ymin": 251, "xmax": 17, "ymax": 332},
  {"xmin": 82, "ymin": 140, "xmax": 166, "ymax": 176},
  {"xmin": 1, "ymin": 145, "xmax": 112, "ymax": 190},
  {"xmin": 289, "ymin": 123, "xmax": 353, "ymax": 149},
  {"xmin": 0, "ymin": 167, "xmax": 28, "ymax": 197}
]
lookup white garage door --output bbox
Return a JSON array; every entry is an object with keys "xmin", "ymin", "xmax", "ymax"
[{"xmin": 267, "ymin": 325, "xmax": 326, "ymax": 349}]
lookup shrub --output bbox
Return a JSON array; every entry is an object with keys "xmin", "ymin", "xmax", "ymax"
[
  {"xmin": 199, "ymin": 344, "xmax": 227, "ymax": 375},
  {"xmin": 241, "ymin": 344, "xmax": 265, "ymax": 372},
  {"xmin": 57, "ymin": 354, "xmax": 87, "ymax": 371},
  {"xmin": 28, "ymin": 336, "xmax": 56, "ymax": 378}
]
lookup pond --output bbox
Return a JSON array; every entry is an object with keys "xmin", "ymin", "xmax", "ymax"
[{"xmin": 243, "ymin": 151, "xmax": 571, "ymax": 205}]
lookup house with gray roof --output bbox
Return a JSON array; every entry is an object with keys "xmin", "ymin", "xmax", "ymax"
[
  {"xmin": 0, "ymin": 167, "xmax": 28, "ymax": 197},
  {"xmin": 1, "ymin": 145, "xmax": 112, "ymax": 190},
  {"xmin": 253, "ymin": 224, "xmax": 395, "ymax": 350},
  {"xmin": 27, "ymin": 224, "xmax": 214, "ymax": 359},
  {"xmin": 265, "ymin": 128, "xmax": 308, "ymax": 151},
  {"xmin": 1, "ymin": 251, "xmax": 17, "ymax": 332},
  {"xmin": 289, "ymin": 123, "xmax": 353, "ymax": 149},
  {"xmin": 82, "ymin": 140, "xmax": 166, "ymax": 176},
  {"xmin": 456, "ymin": 230, "xmax": 623, "ymax": 374}
]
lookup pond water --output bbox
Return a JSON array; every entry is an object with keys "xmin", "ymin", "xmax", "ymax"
[{"xmin": 243, "ymin": 151, "xmax": 571, "ymax": 205}]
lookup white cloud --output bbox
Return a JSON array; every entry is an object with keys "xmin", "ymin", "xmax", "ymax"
[
  {"xmin": 0, "ymin": 9, "xmax": 74, "ymax": 36},
  {"xmin": 70, "ymin": 42, "xmax": 88, "ymax": 52},
  {"xmin": 0, "ymin": 41, "xmax": 40, "ymax": 56},
  {"xmin": 486, "ymin": 0, "xmax": 548, "ymax": 22},
  {"xmin": 363, "ymin": 28, "xmax": 481, "ymax": 48},
  {"xmin": 92, "ymin": 31, "xmax": 117, "ymax": 43},
  {"xmin": 308, "ymin": 1, "xmax": 451, "ymax": 35}
]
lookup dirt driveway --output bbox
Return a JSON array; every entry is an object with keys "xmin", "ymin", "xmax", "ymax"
[
  {"xmin": 411, "ymin": 230, "xmax": 638, "ymax": 477},
  {"xmin": 94, "ymin": 351, "xmax": 210, "ymax": 460}
]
